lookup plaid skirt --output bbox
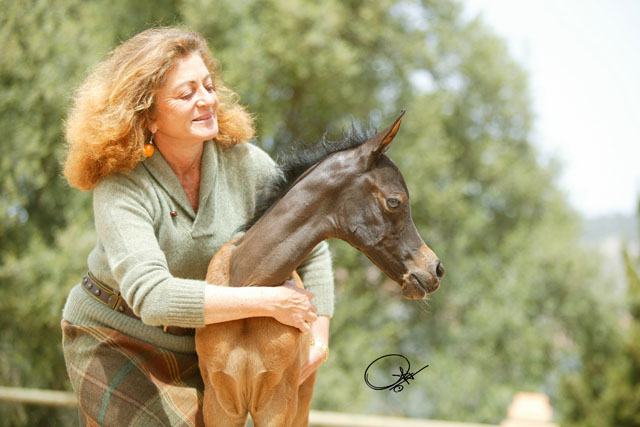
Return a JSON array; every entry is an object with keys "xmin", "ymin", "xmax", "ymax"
[{"xmin": 61, "ymin": 320, "xmax": 205, "ymax": 427}]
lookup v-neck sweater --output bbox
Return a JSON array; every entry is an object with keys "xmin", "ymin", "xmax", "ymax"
[{"xmin": 62, "ymin": 141, "xmax": 334, "ymax": 353}]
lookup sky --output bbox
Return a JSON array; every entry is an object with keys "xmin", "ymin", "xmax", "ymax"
[{"xmin": 461, "ymin": 0, "xmax": 640, "ymax": 219}]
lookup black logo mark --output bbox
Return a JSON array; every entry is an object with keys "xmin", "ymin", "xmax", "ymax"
[{"xmin": 364, "ymin": 353, "xmax": 429, "ymax": 392}]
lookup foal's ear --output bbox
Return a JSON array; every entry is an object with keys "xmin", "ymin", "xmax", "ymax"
[{"xmin": 364, "ymin": 109, "xmax": 405, "ymax": 169}]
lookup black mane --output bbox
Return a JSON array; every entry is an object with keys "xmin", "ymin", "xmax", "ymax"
[{"xmin": 239, "ymin": 125, "xmax": 376, "ymax": 232}]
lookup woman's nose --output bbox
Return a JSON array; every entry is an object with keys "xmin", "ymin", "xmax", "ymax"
[{"xmin": 196, "ymin": 88, "xmax": 217, "ymax": 108}]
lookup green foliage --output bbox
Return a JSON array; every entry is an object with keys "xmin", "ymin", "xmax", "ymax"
[
  {"xmin": 0, "ymin": 0, "xmax": 624, "ymax": 425},
  {"xmin": 0, "ymin": 219, "xmax": 95, "ymax": 426},
  {"xmin": 558, "ymin": 202, "xmax": 640, "ymax": 426},
  {"xmin": 183, "ymin": 0, "xmax": 423, "ymax": 151},
  {"xmin": 0, "ymin": 0, "xmax": 178, "ymax": 424},
  {"xmin": 311, "ymin": 9, "xmax": 612, "ymax": 419}
]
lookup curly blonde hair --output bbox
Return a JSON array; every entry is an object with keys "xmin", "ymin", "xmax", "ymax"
[{"xmin": 63, "ymin": 27, "xmax": 255, "ymax": 190}]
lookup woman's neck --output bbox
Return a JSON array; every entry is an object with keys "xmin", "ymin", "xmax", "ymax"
[
  {"xmin": 155, "ymin": 137, "xmax": 205, "ymax": 211},
  {"xmin": 155, "ymin": 138, "xmax": 204, "ymax": 178}
]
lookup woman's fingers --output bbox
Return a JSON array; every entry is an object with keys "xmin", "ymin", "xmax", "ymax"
[
  {"xmin": 299, "ymin": 321, "xmax": 311, "ymax": 334},
  {"xmin": 269, "ymin": 283, "xmax": 317, "ymax": 332},
  {"xmin": 297, "ymin": 307, "xmax": 317, "ymax": 332},
  {"xmin": 305, "ymin": 310, "xmax": 318, "ymax": 323}
]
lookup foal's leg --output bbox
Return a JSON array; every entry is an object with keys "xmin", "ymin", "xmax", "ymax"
[
  {"xmin": 201, "ymin": 370, "xmax": 248, "ymax": 427},
  {"xmin": 291, "ymin": 370, "xmax": 318, "ymax": 427},
  {"xmin": 250, "ymin": 371, "xmax": 300, "ymax": 427}
]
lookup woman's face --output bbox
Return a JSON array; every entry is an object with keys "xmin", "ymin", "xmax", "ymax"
[{"xmin": 150, "ymin": 53, "xmax": 219, "ymax": 148}]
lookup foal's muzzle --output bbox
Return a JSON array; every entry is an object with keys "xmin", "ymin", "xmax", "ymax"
[{"xmin": 400, "ymin": 245, "xmax": 444, "ymax": 300}]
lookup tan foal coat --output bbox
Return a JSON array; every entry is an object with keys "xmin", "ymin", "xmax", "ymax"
[{"xmin": 195, "ymin": 112, "xmax": 444, "ymax": 426}]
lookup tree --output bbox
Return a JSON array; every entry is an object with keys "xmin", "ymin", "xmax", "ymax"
[
  {"xmin": 185, "ymin": 0, "xmax": 619, "ymax": 422},
  {"xmin": 558, "ymin": 201, "xmax": 640, "ymax": 426},
  {"xmin": 307, "ymin": 7, "xmax": 617, "ymax": 420},
  {"xmin": 0, "ymin": 0, "xmax": 622, "ymax": 424},
  {"xmin": 0, "ymin": 0, "xmax": 179, "ymax": 424}
]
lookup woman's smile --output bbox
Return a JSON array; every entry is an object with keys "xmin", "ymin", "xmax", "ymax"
[{"xmin": 193, "ymin": 112, "xmax": 214, "ymax": 122}]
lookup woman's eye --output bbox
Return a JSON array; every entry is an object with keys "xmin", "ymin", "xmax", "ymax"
[
  {"xmin": 180, "ymin": 92, "xmax": 193, "ymax": 100},
  {"xmin": 387, "ymin": 197, "xmax": 401, "ymax": 209},
  {"xmin": 206, "ymin": 85, "xmax": 215, "ymax": 92}
]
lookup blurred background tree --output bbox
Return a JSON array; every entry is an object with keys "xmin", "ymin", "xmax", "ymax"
[
  {"xmin": 558, "ymin": 201, "xmax": 640, "ymax": 426},
  {"xmin": 0, "ymin": 0, "xmax": 180, "ymax": 424},
  {"xmin": 0, "ymin": 0, "xmax": 628, "ymax": 425}
]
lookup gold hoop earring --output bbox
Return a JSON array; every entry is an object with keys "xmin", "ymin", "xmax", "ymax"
[{"xmin": 143, "ymin": 134, "xmax": 155, "ymax": 157}]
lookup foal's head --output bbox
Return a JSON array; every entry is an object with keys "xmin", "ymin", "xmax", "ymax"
[
  {"xmin": 245, "ymin": 111, "xmax": 444, "ymax": 299},
  {"xmin": 310, "ymin": 111, "xmax": 444, "ymax": 299}
]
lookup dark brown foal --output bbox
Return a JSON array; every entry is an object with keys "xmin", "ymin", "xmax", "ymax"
[{"xmin": 195, "ymin": 111, "xmax": 444, "ymax": 426}]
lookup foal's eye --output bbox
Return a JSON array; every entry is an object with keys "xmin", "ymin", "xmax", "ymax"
[{"xmin": 386, "ymin": 197, "xmax": 401, "ymax": 209}]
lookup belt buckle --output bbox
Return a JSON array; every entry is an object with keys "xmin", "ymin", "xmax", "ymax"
[{"xmin": 107, "ymin": 294, "xmax": 124, "ymax": 311}]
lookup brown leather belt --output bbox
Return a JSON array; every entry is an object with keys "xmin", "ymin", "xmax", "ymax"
[{"xmin": 82, "ymin": 272, "xmax": 194, "ymax": 337}]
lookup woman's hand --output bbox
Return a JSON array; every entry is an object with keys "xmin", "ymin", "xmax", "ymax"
[
  {"xmin": 299, "ymin": 342, "xmax": 328, "ymax": 385},
  {"xmin": 299, "ymin": 315, "xmax": 330, "ymax": 385},
  {"xmin": 203, "ymin": 279, "xmax": 317, "ymax": 329},
  {"xmin": 267, "ymin": 280, "xmax": 318, "ymax": 333}
]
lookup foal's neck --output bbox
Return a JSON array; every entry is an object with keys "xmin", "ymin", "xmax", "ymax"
[{"xmin": 228, "ymin": 175, "xmax": 332, "ymax": 287}]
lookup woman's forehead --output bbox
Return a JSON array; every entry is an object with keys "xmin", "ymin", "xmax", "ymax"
[{"xmin": 165, "ymin": 54, "xmax": 211, "ymax": 88}]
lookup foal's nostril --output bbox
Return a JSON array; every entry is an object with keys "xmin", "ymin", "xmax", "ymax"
[{"xmin": 436, "ymin": 261, "xmax": 445, "ymax": 280}]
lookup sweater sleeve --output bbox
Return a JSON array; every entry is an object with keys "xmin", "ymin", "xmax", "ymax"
[
  {"xmin": 297, "ymin": 241, "xmax": 335, "ymax": 317},
  {"xmin": 93, "ymin": 175, "xmax": 207, "ymax": 328}
]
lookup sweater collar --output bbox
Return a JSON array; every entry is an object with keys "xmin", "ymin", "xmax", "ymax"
[{"xmin": 142, "ymin": 141, "xmax": 217, "ymax": 221}]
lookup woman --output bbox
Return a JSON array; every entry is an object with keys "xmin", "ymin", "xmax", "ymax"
[{"xmin": 61, "ymin": 27, "xmax": 333, "ymax": 426}]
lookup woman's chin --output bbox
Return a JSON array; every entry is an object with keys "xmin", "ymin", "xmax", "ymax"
[{"xmin": 192, "ymin": 124, "xmax": 218, "ymax": 141}]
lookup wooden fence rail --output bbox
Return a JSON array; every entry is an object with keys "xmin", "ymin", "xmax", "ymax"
[
  {"xmin": 0, "ymin": 386, "xmax": 78, "ymax": 408},
  {"xmin": 0, "ymin": 386, "xmax": 497, "ymax": 427},
  {"xmin": 309, "ymin": 410, "xmax": 496, "ymax": 427}
]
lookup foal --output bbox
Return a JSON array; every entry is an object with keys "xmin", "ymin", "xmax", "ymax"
[{"xmin": 195, "ymin": 111, "xmax": 444, "ymax": 426}]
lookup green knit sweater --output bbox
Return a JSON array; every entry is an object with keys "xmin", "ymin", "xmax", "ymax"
[{"xmin": 62, "ymin": 141, "xmax": 334, "ymax": 353}]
